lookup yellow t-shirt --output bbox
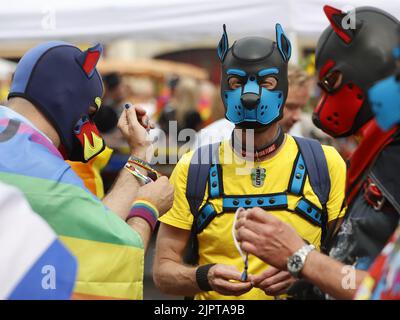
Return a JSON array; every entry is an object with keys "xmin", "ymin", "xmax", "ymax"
[{"xmin": 159, "ymin": 135, "xmax": 347, "ymax": 300}]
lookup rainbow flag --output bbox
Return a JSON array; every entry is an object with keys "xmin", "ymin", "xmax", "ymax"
[
  {"xmin": 0, "ymin": 182, "xmax": 77, "ymax": 300},
  {"xmin": 0, "ymin": 106, "xmax": 144, "ymax": 299}
]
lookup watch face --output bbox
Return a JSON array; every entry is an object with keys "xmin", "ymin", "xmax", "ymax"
[{"xmin": 288, "ymin": 255, "xmax": 303, "ymax": 272}]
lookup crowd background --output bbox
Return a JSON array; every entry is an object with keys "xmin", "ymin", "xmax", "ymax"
[{"xmin": 0, "ymin": 0, "xmax": 398, "ymax": 299}]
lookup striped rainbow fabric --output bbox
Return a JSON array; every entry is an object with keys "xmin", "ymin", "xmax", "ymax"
[
  {"xmin": 0, "ymin": 182, "xmax": 77, "ymax": 300},
  {"xmin": 0, "ymin": 106, "xmax": 144, "ymax": 299}
]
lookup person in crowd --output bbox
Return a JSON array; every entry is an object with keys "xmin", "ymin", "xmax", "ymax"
[
  {"xmin": 157, "ymin": 75, "xmax": 180, "ymax": 135},
  {"xmin": 168, "ymin": 77, "xmax": 201, "ymax": 133},
  {"xmin": 160, "ymin": 77, "xmax": 204, "ymax": 134},
  {"xmin": 0, "ymin": 41, "xmax": 174, "ymax": 299},
  {"xmin": 153, "ymin": 23, "xmax": 346, "ymax": 300},
  {"xmin": 235, "ymin": 6, "xmax": 400, "ymax": 300},
  {"xmin": 279, "ymin": 66, "xmax": 313, "ymax": 133},
  {"xmin": 93, "ymin": 72, "xmax": 129, "ymax": 150},
  {"xmin": 126, "ymin": 78, "xmax": 158, "ymax": 120},
  {"xmin": 355, "ymin": 37, "xmax": 400, "ymax": 300},
  {"xmin": 102, "ymin": 72, "xmax": 129, "ymax": 115}
]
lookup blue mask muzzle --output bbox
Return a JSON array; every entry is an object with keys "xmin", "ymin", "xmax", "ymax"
[
  {"xmin": 368, "ymin": 47, "xmax": 400, "ymax": 131},
  {"xmin": 369, "ymin": 74, "xmax": 400, "ymax": 131},
  {"xmin": 224, "ymin": 70, "xmax": 284, "ymax": 125}
]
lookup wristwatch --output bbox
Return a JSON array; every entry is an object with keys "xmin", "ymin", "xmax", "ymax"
[{"xmin": 287, "ymin": 244, "xmax": 315, "ymax": 278}]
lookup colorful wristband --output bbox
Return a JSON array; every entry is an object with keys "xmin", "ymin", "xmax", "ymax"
[
  {"xmin": 126, "ymin": 200, "xmax": 159, "ymax": 231},
  {"xmin": 127, "ymin": 156, "xmax": 161, "ymax": 179}
]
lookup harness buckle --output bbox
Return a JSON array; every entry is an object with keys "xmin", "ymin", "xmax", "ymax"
[
  {"xmin": 363, "ymin": 178, "xmax": 385, "ymax": 211},
  {"xmin": 373, "ymin": 197, "xmax": 386, "ymax": 211}
]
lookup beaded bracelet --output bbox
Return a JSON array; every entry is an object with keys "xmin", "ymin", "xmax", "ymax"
[
  {"xmin": 125, "ymin": 163, "xmax": 153, "ymax": 185},
  {"xmin": 126, "ymin": 199, "xmax": 159, "ymax": 231}
]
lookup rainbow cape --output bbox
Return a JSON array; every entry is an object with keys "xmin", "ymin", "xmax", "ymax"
[
  {"xmin": 0, "ymin": 182, "xmax": 77, "ymax": 300},
  {"xmin": 0, "ymin": 106, "xmax": 144, "ymax": 299}
]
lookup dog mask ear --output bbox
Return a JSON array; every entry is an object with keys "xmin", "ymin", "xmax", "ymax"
[
  {"xmin": 77, "ymin": 43, "xmax": 103, "ymax": 77},
  {"xmin": 217, "ymin": 24, "xmax": 229, "ymax": 62},
  {"xmin": 275, "ymin": 23, "xmax": 291, "ymax": 62},
  {"xmin": 323, "ymin": 5, "xmax": 359, "ymax": 44}
]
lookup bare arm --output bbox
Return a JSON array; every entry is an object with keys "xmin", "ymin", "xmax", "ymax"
[
  {"xmin": 127, "ymin": 216, "xmax": 152, "ymax": 252},
  {"xmin": 102, "ymin": 166, "xmax": 142, "ymax": 220},
  {"xmin": 101, "ymin": 104, "xmax": 174, "ymax": 251},
  {"xmin": 153, "ymin": 223, "xmax": 199, "ymax": 296},
  {"xmin": 301, "ymin": 250, "xmax": 368, "ymax": 300},
  {"xmin": 126, "ymin": 177, "xmax": 174, "ymax": 252},
  {"xmin": 101, "ymin": 104, "xmax": 153, "ymax": 219},
  {"xmin": 104, "ymin": 171, "xmax": 173, "ymax": 252}
]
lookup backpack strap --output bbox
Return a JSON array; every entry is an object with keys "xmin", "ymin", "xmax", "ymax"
[
  {"xmin": 293, "ymin": 137, "xmax": 331, "ymax": 206},
  {"xmin": 293, "ymin": 136, "xmax": 332, "ymax": 251},
  {"xmin": 185, "ymin": 142, "xmax": 220, "ymax": 265},
  {"xmin": 186, "ymin": 143, "xmax": 220, "ymax": 216}
]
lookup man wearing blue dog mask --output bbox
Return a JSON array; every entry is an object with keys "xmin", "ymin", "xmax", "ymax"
[
  {"xmin": 154, "ymin": 24, "xmax": 347, "ymax": 300},
  {"xmin": 221, "ymin": 24, "xmax": 289, "ymax": 129}
]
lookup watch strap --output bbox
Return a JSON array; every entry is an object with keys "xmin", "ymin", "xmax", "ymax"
[
  {"xmin": 288, "ymin": 244, "xmax": 315, "ymax": 278},
  {"xmin": 298, "ymin": 244, "xmax": 315, "ymax": 258}
]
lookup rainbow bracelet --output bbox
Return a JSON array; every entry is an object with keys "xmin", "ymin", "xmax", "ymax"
[
  {"xmin": 127, "ymin": 156, "xmax": 161, "ymax": 179},
  {"xmin": 126, "ymin": 200, "xmax": 159, "ymax": 231}
]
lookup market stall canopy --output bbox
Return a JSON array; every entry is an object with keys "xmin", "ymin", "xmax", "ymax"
[
  {"xmin": 97, "ymin": 58, "xmax": 208, "ymax": 80},
  {"xmin": 0, "ymin": 0, "xmax": 399, "ymax": 45}
]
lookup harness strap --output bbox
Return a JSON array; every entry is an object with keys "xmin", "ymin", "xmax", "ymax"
[
  {"xmin": 288, "ymin": 152, "xmax": 307, "ymax": 195},
  {"xmin": 347, "ymin": 120, "xmax": 398, "ymax": 204},
  {"xmin": 197, "ymin": 203, "xmax": 218, "ymax": 233},
  {"xmin": 196, "ymin": 193, "xmax": 325, "ymax": 233},
  {"xmin": 295, "ymin": 198, "xmax": 323, "ymax": 226},
  {"xmin": 208, "ymin": 164, "xmax": 223, "ymax": 198},
  {"xmin": 223, "ymin": 193, "xmax": 288, "ymax": 212}
]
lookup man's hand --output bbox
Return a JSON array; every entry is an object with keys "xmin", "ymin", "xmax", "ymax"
[
  {"xmin": 117, "ymin": 103, "xmax": 155, "ymax": 160},
  {"xmin": 207, "ymin": 264, "xmax": 253, "ymax": 296},
  {"xmin": 250, "ymin": 266, "xmax": 296, "ymax": 296},
  {"xmin": 235, "ymin": 207, "xmax": 305, "ymax": 270},
  {"xmin": 136, "ymin": 176, "xmax": 174, "ymax": 216}
]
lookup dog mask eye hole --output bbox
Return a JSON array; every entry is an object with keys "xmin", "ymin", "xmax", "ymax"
[
  {"xmin": 320, "ymin": 70, "xmax": 343, "ymax": 93},
  {"xmin": 228, "ymin": 76, "xmax": 245, "ymax": 90},
  {"xmin": 259, "ymin": 76, "xmax": 278, "ymax": 90}
]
